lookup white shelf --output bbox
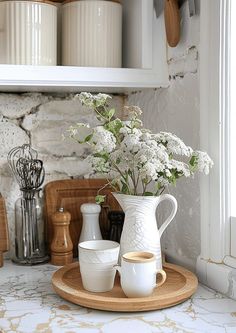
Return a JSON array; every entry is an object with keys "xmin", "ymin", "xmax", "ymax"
[
  {"xmin": 0, "ymin": 1, "xmax": 169, "ymax": 94},
  {"xmin": 0, "ymin": 65, "xmax": 169, "ymax": 93}
]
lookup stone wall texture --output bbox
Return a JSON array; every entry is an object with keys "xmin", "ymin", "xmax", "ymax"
[
  {"xmin": 0, "ymin": 93, "xmax": 124, "ymax": 255},
  {"xmin": 0, "ymin": 1, "xmax": 201, "ymax": 267}
]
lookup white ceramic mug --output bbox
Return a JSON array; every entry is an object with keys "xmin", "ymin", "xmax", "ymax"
[
  {"xmin": 78, "ymin": 240, "xmax": 120, "ymax": 292},
  {"xmin": 114, "ymin": 251, "xmax": 167, "ymax": 298}
]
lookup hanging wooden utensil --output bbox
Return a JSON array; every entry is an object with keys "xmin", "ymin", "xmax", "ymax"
[
  {"xmin": 164, "ymin": 0, "xmax": 181, "ymax": 47},
  {"xmin": 0, "ymin": 194, "xmax": 9, "ymax": 267}
]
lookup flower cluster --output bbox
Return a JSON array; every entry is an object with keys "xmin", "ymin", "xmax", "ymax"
[{"xmin": 67, "ymin": 93, "xmax": 213, "ymax": 198}]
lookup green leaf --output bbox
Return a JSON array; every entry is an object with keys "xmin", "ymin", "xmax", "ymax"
[
  {"xmin": 108, "ymin": 108, "xmax": 115, "ymax": 119},
  {"xmin": 144, "ymin": 192, "xmax": 153, "ymax": 196},
  {"xmin": 105, "ymin": 119, "xmax": 123, "ymax": 137},
  {"xmin": 84, "ymin": 133, "xmax": 93, "ymax": 142},
  {"xmin": 116, "ymin": 157, "xmax": 121, "ymax": 164},
  {"xmin": 95, "ymin": 195, "xmax": 106, "ymax": 205},
  {"xmin": 94, "ymin": 152, "xmax": 109, "ymax": 161},
  {"xmin": 169, "ymin": 175, "xmax": 177, "ymax": 186},
  {"xmin": 128, "ymin": 169, "xmax": 133, "ymax": 176},
  {"xmin": 121, "ymin": 180, "xmax": 129, "ymax": 194}
]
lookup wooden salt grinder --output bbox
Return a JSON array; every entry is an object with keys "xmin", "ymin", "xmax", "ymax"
[{"xmin": 51, "ymin": 208, "xmax": 73, "ymax": 266}]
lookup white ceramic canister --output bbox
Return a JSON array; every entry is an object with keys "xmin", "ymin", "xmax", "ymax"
[
  {"xmin": 62, "ymin": 0, "xmax": 122, "ymax": 67},
  {"xmin": 0, "ymin": 0, "xmax": 57, "ymax": 65}
]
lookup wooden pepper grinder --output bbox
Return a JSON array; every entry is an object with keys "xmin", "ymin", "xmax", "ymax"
[{"xmin": 51, "ymin": 208, "xmax": 73, "ymax": 266}]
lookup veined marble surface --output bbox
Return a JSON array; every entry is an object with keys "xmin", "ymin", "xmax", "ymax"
[{"xmin": 1, "ymin": 261, "xmax": 236, "ymax": 333}]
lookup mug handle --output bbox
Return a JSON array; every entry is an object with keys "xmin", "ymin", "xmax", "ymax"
[{"xmin": 156, "ymin": 269, "xmax": 167, "ymax": 288}]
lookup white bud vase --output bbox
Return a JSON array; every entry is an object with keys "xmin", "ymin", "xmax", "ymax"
[
  {"xmin": 112, "ymin": 193, "xmax": 178, "ymax": 269},
  {"xmin": 79, "ymin": 203, "xmax": 103, "ymax": 243}
]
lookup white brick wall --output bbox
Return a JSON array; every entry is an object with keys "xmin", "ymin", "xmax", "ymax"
[{"xmin": 0, "ymin": 93, "xmax": 124, "ymax": 255}]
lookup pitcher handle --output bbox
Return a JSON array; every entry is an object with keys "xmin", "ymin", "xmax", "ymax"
[{"xmin": 157, "ymin": 194, "xmax": 178, "ymax": 238}]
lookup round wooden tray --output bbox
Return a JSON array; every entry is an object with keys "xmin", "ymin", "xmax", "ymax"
[{"xmin": 52, "ymin": 262, "xmax": 198, "ymax": 312}]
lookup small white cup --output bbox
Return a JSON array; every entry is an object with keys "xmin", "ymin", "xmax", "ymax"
[
  {"xmin": 78, "ymin": 240, "xmax": 120, "ymax": 292},
  {"xmin": 114, "ymin": 251, "xmax": 167, "ymax": 298}
]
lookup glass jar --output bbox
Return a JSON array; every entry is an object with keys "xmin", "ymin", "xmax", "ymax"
[{"xmin": 14, "ymin": 189, "xmax": 49, "ymax": 265}]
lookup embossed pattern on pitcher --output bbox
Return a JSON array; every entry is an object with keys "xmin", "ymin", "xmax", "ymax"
[{"xmin": 112, "ymin": 193, "xmax": 178, "ymax": 270}]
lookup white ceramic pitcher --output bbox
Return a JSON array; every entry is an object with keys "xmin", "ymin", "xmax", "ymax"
[{"xmin": 112, "ymin": 193, "xmax": 178, "ymax": 269}]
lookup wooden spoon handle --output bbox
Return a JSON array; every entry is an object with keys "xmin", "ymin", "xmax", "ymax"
[
  {"xmin": 0, "ymin": 194, "xmax": 9, "ymax": 267},
  {"xmin": 164, "ymin": 0, "xmax": 181, "ymax": 47}
]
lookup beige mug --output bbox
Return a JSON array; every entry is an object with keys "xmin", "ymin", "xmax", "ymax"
[{"xmin": 114, "ymin": 251, "xmax": 166, "ymax": 298}]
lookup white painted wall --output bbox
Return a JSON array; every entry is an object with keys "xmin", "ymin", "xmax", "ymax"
[{"xmin": 127, "ymin": 1, "xmax": 201, "ymax": 271}]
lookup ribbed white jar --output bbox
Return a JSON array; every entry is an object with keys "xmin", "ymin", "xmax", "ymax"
[
  {"xmin": 0, "ymin": 0, "xmax": 57, "ymax": 65},
  {"xmin": 62, "ymin": 0, "xmax": 122, "ymax": 67}
]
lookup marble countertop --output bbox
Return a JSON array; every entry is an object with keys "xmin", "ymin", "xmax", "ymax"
[{"xmin": 1, "ymin": 261, "xmax": 236, "ymax": 333}]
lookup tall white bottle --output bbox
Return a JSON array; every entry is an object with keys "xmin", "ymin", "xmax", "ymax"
[{"xmin": 79, "ymin": 203, "xmax": 103, "ymax": 243}]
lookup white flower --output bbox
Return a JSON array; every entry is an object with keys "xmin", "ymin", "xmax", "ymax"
[
  {"xmin": 66, "ymin": 123, "xmax": 91, "ymax": 140},
  {"xmin": 139, "ymin": 159, "xmax": 166, "ymax": 181},
  {"xmin": 141, "ymin": 132, "xmax": 152, "ymax": 141},
  {"xmin": 86, "ymin": 155, "xmax": 110, "ymax": 174},
  {"xmin": 94, "ymin": 93, "xmax": 112, "ymax": 107},
  {"xmin": 121, "ymin": 131, "xmax": 142, "ymax": 153},
  {"xmin": 69, "ymin": 93, "xmax": 213, "ymax": 196},
  {"xmin": 123, "ymin": 105, "xmax": 143, "ymax": 116},
  {"xmin": 77, "ymin": 92, "xmax": 111, "ymax": 108},
  {"xmin": 119, "ymin": 125, "xmax": 142, "ymax": 136},
  {"xmin": 192, "ymin": 151, "xmax": 214, "ymax": 175},
  {"xmin": 165, "ymin": 169, "xmax": 172, "ymax": 177},
  {"xmin": 92, "ymin": 126, "xmax": 116, "ymax": 153},
  {"xmin": 155, "ymin": 132, "xmax": 193, "ymax": 157},
  {"xmin": 158, "ymin": 176, "xmax": 170, "ymax": 187},
  {"xmin": 140, "ymin": 162, "xmax": 157, "ymax": 181},
  {"xmin": 169, "ymin": 160, "xmax": 191, "ymax": 177},
  {"xmin": 77, "ymin": 92, "xmax": 93, "ymax": 106},
  {"xmin": 110, "ymin": 149, "xmax": 134, "ymax": 174},
  {"xmin": 123, "ymin": 105, "xmax": 143, "ymax": 121}
]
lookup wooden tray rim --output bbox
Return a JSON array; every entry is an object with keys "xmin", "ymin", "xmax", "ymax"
[{"xmin": 52, "ymin": 262, "xmax": 198, "ymax": 312}]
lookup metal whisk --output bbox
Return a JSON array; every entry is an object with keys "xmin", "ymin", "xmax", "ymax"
[
  {"xmin": 7, "ymin": 144, "xmax": 48, "ymax": 265},
  {"xmin": 7, "ymin": 144, "xmax": 42, "ymax": 188},
  {"xmin": 16, "ymin": 157, "xmax": 45, "ymax": 190}
]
